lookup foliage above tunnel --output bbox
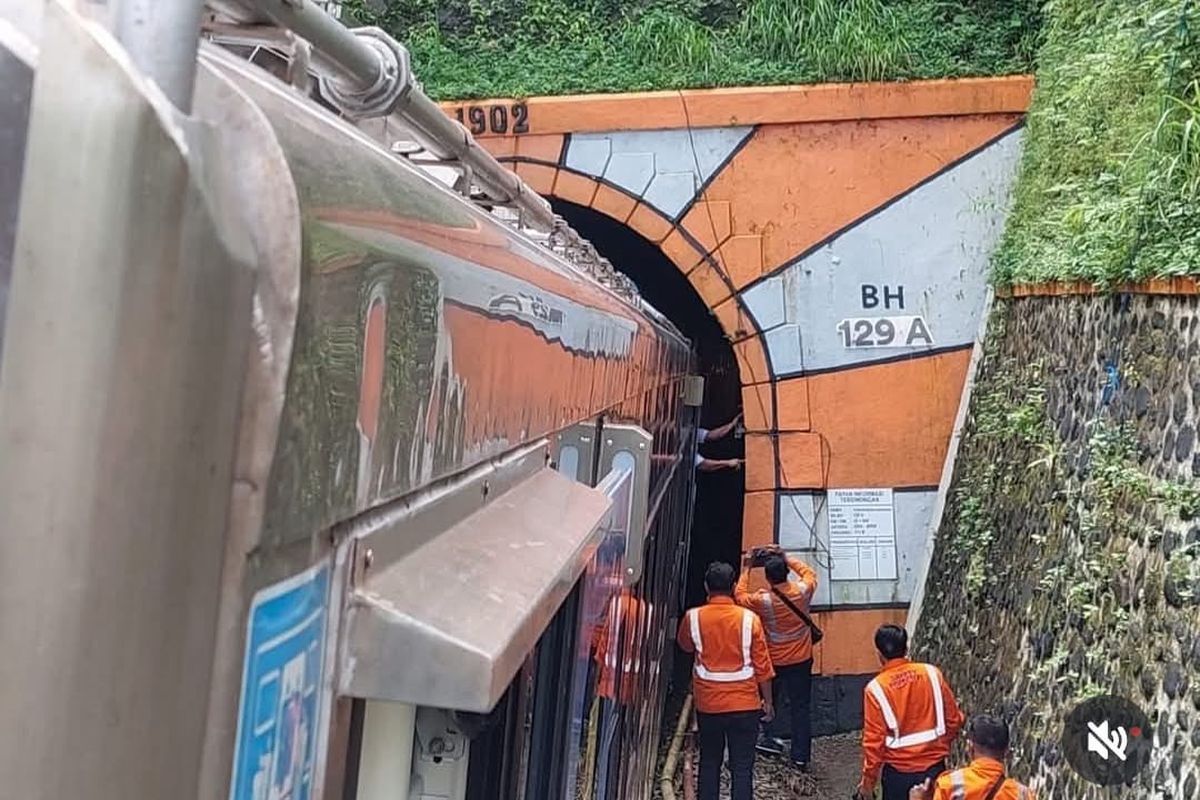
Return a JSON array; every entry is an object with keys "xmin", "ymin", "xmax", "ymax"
[
  {"xmin": 992, "ymin": 0, "xmax": 1200, "ymax": 286},
  {"xmin": 342, "ymin": 0, "xmax": 1041, "ymax": 99}
]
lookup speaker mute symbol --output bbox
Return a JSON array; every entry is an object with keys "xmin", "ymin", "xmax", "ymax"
[{"xmin": 1086, "ymin": 719, "xmax": 1129, "ymax": 763}]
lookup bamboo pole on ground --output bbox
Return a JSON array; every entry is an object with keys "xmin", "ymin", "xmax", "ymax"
[{"xmin": 659, "ymin": 694, "xmax": 694, "ymax": 800}]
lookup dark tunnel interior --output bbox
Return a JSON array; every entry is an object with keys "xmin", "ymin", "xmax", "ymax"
[{"xmin": 550, "ymin": 199, "xmax": 747, "ymax": 611}]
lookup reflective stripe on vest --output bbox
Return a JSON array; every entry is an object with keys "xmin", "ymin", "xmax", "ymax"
[
  {"xmin": 866, "ymin": 663, "xmax": 947, "ymax": 749},
  {"xmin": 604, "ymin": 652, "xmax": 638, "ymax": 672},
  {"xmin": 689, "ymin": 607, "xmax": 754, "ymax": 682},
  {"xmin": 758, "ymin": 589, "xmax": 811, "ymax": 644},
  {"xmin": 949, "ymin": 770, "xmax": 966, "ymax": 800}
]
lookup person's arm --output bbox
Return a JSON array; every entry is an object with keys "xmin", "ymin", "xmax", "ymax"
[
  {"xmin": 785, "ymin": 554, "xmax": 818, "ymax": 596},
  {"xmin": 749, "ymin": 615, "xmax": 775, "ymax": 721},
  {"xmin": 930, "ymin": 776, "xmax": 953, "ymax": 800},
  {"xmin": 696, "ymin": 457, "xmax": 742, "ymax": 472},
  {"xmin": 734, "ymin": 556, "xmax": 756, "ymax": 608},
  {"xmin": 704, "ymin": 413, "xmax": 742, "ymax": 442},
  {"xmin": 857, "ymin": 689, "xmax": 886, "ymax": 798},
  {"xmin": 939, "ymin": 668, "xmax": 965, "ymax": 742},
  {"xmin": 758, "ymin": 678, "xmax": 774, "ymax": 722},
  {"xmin": 910, "ymin": 776, "xmax": 951, "ymax": 800},
  {"xmin": 676, "ymin": 612, "xmax": 694, "ymax": 654}
]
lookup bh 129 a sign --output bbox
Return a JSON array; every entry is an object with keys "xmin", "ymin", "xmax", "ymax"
[
  {"xmin": 836, "ymin": 315, "xmax": 934, "ymax": 349},
  {"xmin": 838, "ymin": 282, "xmax": 935, "ymax": 349}
]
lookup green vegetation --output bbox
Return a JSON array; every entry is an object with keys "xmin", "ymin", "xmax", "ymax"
[
  {"xmin": 342, "ymin": 0, "xmax": 1041, "ymax": 98},
  {"xmin": 993, "ymin": 0, "xmax": 1200, "ymax": 285},
  {"xmin": 918, "ymin": 298, "xmax": 1200, "ymax": 751}
]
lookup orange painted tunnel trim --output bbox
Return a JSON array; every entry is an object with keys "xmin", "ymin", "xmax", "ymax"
[
  {"xmin": 442, "ymin": 76, "xmax": 1032, "ymax": 136},
  {"xmin": 693, "ymin": 115, "xmax": 1023, "ymax": 279},
  {"xmin": 805, "ymin": 348, "xmax": 973, "ymax": 488},
  {"xmin": 812, "ymin": 607, "xmax": 909, "ymax": 674}
]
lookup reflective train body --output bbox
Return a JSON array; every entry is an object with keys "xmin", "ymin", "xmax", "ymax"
[{"xmin": 0, "ymin": 5, "xmax": 697, "ymax": 800}]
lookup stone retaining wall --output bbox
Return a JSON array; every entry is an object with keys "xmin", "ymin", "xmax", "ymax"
[{"xmin": 914, "ymin": 293, "xmax": 1200, "ymax": 797}]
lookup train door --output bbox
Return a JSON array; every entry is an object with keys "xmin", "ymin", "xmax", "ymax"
[{"xmin": 329, "ymin": 431, "xmax": 651, "ymax": 800}]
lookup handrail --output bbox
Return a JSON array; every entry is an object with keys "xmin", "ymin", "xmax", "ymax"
[
  {"xmin": 214, "ymin": 0, "xmax": 687, "ymax": 342},
  {"xmin": 245, "ymin": 0, "xmax": 554, "ymax": 229}
]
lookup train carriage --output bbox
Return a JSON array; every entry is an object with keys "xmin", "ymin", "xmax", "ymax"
[{"xmin": 0, "ymin": 3, "xmax": 700, "ymax": 799}]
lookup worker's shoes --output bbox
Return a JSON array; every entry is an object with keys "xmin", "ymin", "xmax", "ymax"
[
  {"xmin": 790, "ymin": 759, "xmax": 810, "ymax": 772},
  {"xmin": 754, "ymin": 735, "xmax": 787, "ymax": 756}
]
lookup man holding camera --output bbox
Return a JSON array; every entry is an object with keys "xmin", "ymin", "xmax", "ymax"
[{"xmin": 735, "ymin": 543, "xmax": 820, "ymax": 770}]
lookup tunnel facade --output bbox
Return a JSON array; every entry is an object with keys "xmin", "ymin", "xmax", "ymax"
[{"xmin": 449, "ymin": 77, "xmax": 1032, "ymax": 729}]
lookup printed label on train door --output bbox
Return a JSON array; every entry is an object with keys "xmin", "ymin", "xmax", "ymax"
[{"xmin": 229, "ymin": 561, "xmax": 331, "ymax": 800}]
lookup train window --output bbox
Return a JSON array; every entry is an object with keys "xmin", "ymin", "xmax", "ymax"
[
  {"xmin": 525, "ymin": 583, "xmax": 583, "ymax": 799},
  {"xmin": 466, "ymin": 654, "xmax": 537, "ymax": 800},
  {"xmin": 557, "ymin": 445, "xmax": 580, "ymax": 482}
]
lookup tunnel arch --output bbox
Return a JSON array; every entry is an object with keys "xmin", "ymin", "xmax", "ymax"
[
  {"xmin": 549, "ymin": 196, "xmax": 753, "ymax": 607},
  {"xmin": 458, "ymin": 80, "xmax": 1031, "ymax": 729}
]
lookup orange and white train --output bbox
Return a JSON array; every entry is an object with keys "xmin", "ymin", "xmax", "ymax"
[{"xmin": 0, "ymin": 3, "xmax": 700, "ymax": 800}]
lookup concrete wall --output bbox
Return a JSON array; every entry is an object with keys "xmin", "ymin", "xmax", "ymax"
[
  {"xmin": 449, "ymin": 77, "xmax": 1031, "ymax": 727},
  {"xmin": 913, "ymin": 290, "xmax": 1200, "ymax": 797}
]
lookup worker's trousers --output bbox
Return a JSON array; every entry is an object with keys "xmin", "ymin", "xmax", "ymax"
[
  {"xmin": 881, "ymin": 761, "xmax": 947, "ymax": 800},
  {"xmin": 774, "ymin": 658, "xmax": 813, "ymax": 763},
  {"xmin": 696, "ymin": 709, "xmax": 758, "ymax": 800}
]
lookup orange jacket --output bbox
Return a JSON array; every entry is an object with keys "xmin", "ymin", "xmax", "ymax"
[
  {"xmin": 933, "ymin": 758, "xmax": 1035, "ymax": 799},
  {"xmin": 860, "ymin": 658, "xmax": 964, "ymax": 791},
  {"xmin": 734, "ymin": 555, "xmax": 818, "ymax": 666},
  {"xmin": 676, "ymin": 595, "xmax": 774, "ymax": 714},
  {"xmin": 593, "ymin": 591, "xmax": 644, "ymax": 702}
]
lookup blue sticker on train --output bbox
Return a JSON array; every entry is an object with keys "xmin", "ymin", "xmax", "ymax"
[{"xmin": 229, "ymin": 561, "xmax": 330, "ymax": 800}]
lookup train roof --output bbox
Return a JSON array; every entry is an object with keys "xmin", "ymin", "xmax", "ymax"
[{"xmin": 201, "ymin": 0, "xmax": 690, "ymax": 350}]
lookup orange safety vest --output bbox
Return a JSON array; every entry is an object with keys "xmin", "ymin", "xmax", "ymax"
[
  {"xmin": 860, "ymin": 658, "xmax": 964, "ymax": 790},
  {"xmin": 594, "ymin": 592, "xmax": 644, "ymax": 702},
  {"xmin": 734, "ymin": 555, "xmax": 818, "ymax": 666},
  {"xmin": 934, "ymin": 758, "xmax": 1035, "ymax": 800},
  {"xmin": 676, "ymin": 595, "xmax": 774, "ymax": 714}
]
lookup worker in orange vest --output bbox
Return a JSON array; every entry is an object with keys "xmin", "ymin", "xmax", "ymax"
[
  {"xmin": 676, "ymin": 562, "xmax": 775, "ymax": 800},
  {"xmin": 855, "ymin": 624, "xmax": 964, "ymax": 800},
  {"xmin": 734, "ymin": 543, "xmax": 819, "ymax": 770},
  {"xmin": 908, "ymin": 714, "xmax": 1035, "ymax": 800},
  {"xmin": 593, "ymin": 589, "xmax": 643, "ymax": 703}
]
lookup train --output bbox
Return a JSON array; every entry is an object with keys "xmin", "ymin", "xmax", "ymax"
[{"xmin": 0, "ymin": 3, "xmax": 701, "ymax": 799}]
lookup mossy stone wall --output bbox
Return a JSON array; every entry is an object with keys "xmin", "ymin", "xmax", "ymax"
[{"xmin": 915, "ymin": 294, "xmax": 1200, "ymax": 797}]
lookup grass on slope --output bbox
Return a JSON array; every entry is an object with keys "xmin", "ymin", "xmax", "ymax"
[
  {"xmin": 992, "ymin": 0, "xmax": 1200, "ymax": 285},
  {"xmin": 342, "ymin": 0, "xmax": 1041, "ymax": 99}
]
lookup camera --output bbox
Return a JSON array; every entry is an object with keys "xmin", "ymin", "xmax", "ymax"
[{"xmin": 748, "ymin": 546, "xmax": 772, "ymax": 567}]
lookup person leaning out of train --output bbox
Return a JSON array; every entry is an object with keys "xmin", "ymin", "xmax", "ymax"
[
  {"xmin": 734, "ymin": 543, "xmax": 819, "ymax": 771},
  {"xmin": 908, "ymin": 714, "xmax": 1035, "ymax": 800},
  {"xmin": 856, "ymin": 624, "xmax": 964, "ymax": 800},
  {"xmin": 676, "ymin": 561, "xmax": 775, "ymax": 800},
  {"xmin": 697, "ymin": 412, "xmax": 741, "ymax": 446},
  {"xmin": 695, "ymin": 412, "xmax": 743, "ymax": 472}
]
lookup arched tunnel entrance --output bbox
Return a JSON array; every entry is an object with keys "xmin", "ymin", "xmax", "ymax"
[{"xmin": 551, "ymin": 199, "xmax": 745, "ymax": 611}]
